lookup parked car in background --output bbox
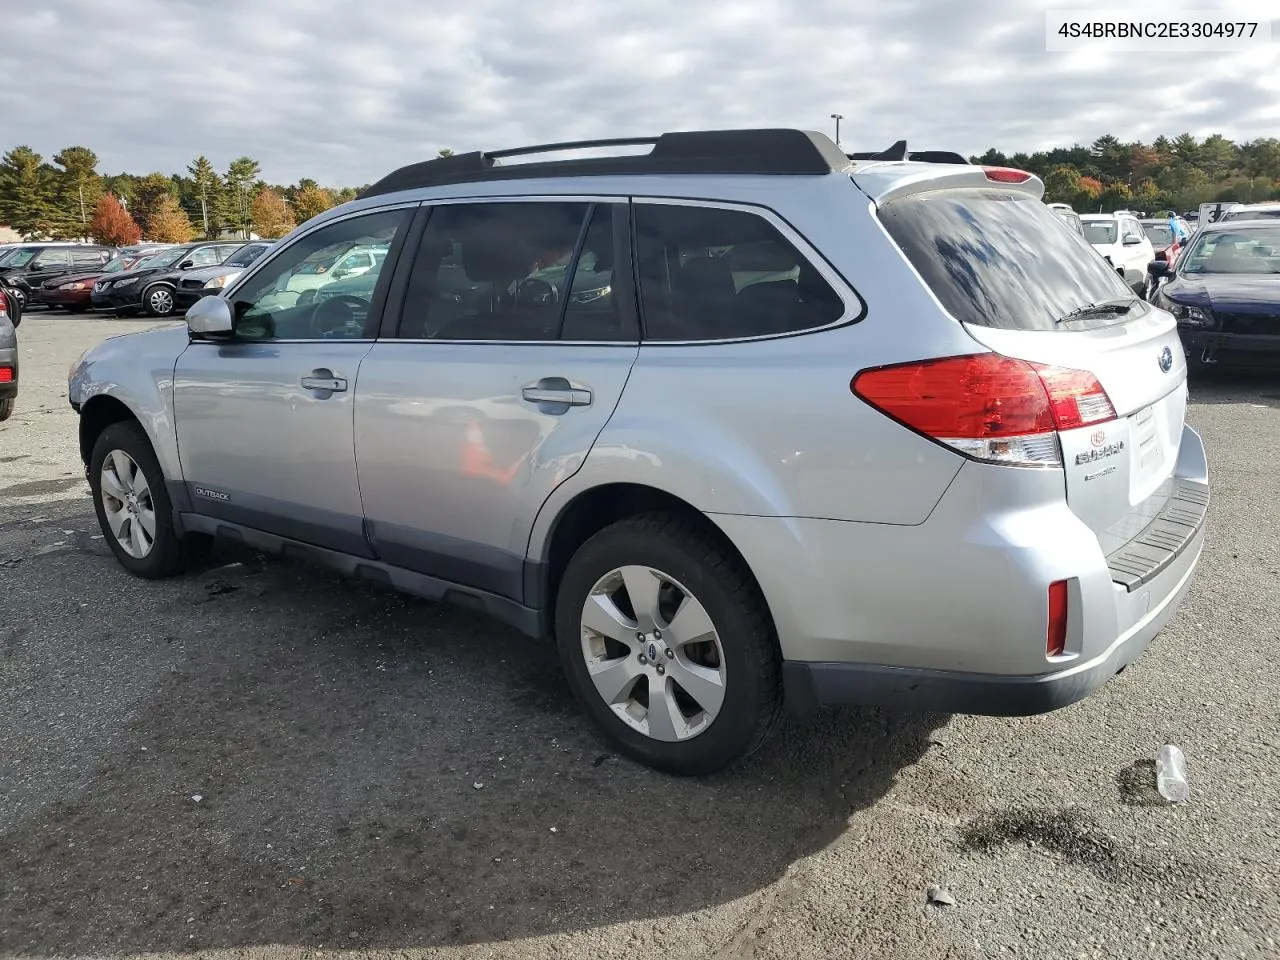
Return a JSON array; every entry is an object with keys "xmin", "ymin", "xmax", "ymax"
[
  {"xmin": 1219, "ymin": 202, "xmax": 1280, "ymax": 222},
  {"xmin": 68, "ymin": 129, "xmax": 1208, "ymax": 775},
  {"xmin": 1140, "ymin": 218, "xmax": 1184, "ymax": 265},
  {"xmin": 0, "ymin": 244, "xmax": 115, "ymax": 308},
  {"xmin": 92, "ymin": 240, "xmax": 244, "ymax": 316},
  {"xmin": 1148, "ymin": 218, "xmax": 1280, "ymax": 369},
  {"xmin": 1080, "ymin": 213, "xmax": 1154, "ymax": 294},
  {"xmin": 1198, "ymin": 201, "xmax": 1242, "ymax": 226},
  {"xmin": 172, "ymin": 241, "xmax": 274, "ymax": 310},
  {"xmin": 0, "ymin": 290, "xmax": 17, "ymax": 419},
  {"xmin": 1047, "ymin": 202, "xmax": 1085, "ymax": 237},
  {"xmin": 32, "ymin": 250, "xmax": 162, "ymax": 312}
]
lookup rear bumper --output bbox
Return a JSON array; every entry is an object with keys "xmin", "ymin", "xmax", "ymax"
[
  {"xmin": 713, "ymin": 425, "xmax": 1210, "ymax": 716},
  {"xmin": 783, "ymin": 521, "xmax": 1203, "ymax": 716}
]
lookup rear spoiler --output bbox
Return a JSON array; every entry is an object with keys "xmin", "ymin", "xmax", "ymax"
[{"xmin": 847, "ymin": 140, "xmax": 971, "ymax": 165}]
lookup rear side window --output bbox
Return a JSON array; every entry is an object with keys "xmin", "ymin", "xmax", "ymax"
[
  {"xmin": 879, "ymin": 190, "xmax": 1138, "ymax": 331},
  {"xmin": 634, "ymin": 202, "xmax": 845, "ymax": 341},
  {"xmin": 34, "ymin": 249, "xmax": 72, "ymax": 268}
]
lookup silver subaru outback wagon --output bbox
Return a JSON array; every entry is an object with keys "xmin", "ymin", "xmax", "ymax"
[{"xmin": 68, "ymin": 129, "xmax": 1209, "ymax": 775}]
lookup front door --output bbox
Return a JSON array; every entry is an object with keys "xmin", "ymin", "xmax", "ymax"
[
  {"xmin": 173, "ymin": 206, "xmax": 414, "ymax": 555},
  {"xmin": 354, "ymin": 199, "xmax": 638, "ymax": 600}
]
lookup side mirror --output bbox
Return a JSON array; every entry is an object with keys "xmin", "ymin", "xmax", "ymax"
[
  {"xmin": 178, "ymin": 259, "xmax": 195, "ymax": 270},
  {"xmin": 185, "ymin": 295, "xmax": 234, "ymax": 338},
  {"xmin": 1147, "ymin": 260, "xmax": 1171, "ymax": 278},
  {"xmin": 1122, "ymin": 235, "xmax": 1141, "ymax": 245},
  {"xmin": 29, "ymin": 263, "xmax": 43, "ymax": 272}
]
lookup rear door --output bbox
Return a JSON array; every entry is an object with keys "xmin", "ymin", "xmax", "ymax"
[
  {"xmin": 353, "ymin": 198, "xmax": 638, "ymax": 601},
  {"xmin": 878, "ymin": 188, "xmax": 1187, "ymax": 540}
]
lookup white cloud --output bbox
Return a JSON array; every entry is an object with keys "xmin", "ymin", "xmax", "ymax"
[{"xmin": 0, "ymin": 0, "xmax": 1276, "ymax": 186}]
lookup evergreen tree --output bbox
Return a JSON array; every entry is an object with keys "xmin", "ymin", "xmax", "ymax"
[
  {"xmin": 52, "ymin": 146, "xmax": 103, "ymax": 238},
  {"xmin": 224, "ymin": 157, "xmax": 261, "ymax": 239},
  {"xmin": 131, "ymin": 172, "xmax": 178, "ymax": 238},
  {"xmin": 0, "ymin": 146, "xmax": 56, "ymax": 238},
  {"xmin": 186, "ymin": 156, "xmax": 221, "ymax": 238}
]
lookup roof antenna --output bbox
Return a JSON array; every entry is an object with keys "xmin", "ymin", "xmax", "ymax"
[{"xmin": 875, "ymin": 140, "xmax": 909, "ymax": 161}]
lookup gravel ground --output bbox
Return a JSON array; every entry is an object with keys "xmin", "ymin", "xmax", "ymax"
[{"xmin": 1, "ymin": 310, "xmax": 1278, "ymax": 960}]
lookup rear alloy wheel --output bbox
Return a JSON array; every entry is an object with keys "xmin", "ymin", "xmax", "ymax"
[
  {"xmin": 144, "ymin": 285, "xmax": 176, "ymax": 317},
  {"xmin": 555, "ymin": 513, "xmax": 782, "ymax": 775}
]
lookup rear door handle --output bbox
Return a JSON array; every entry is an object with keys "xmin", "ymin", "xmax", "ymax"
[
  {"xmin": 522, "ymin": 377, "xmax": 592, "ymax": 407},
  {"xmin": 301, "ymin": 368, "xmax": 348, "ymax": 392}
]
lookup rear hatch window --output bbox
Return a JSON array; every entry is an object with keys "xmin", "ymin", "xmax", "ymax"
[{"xmin": 878, "ymin": 189, "xmax": 1140, "ymax": 331}]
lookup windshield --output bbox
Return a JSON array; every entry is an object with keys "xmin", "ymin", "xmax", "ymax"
[
  {"xmin": 878, "ymin": 189, "xmax": 1139, "ymax": 331},
  {"xmin": 101, "ymin": 257, "xmax": 130, "ymax": 274},
  {"xmin": 1081, "ymin": 221, "xmax": 1118, "ymax": 245},
  {"xmin": 1142, "ymin": 223, "xmax": 1173, "ymax": 245},
  {"xmin": 0, "ymin": 247, "xmax": 39, "ymax": 267},
  {"xmin": 1179, "ymin": 227, "xmax": 1280, "ymax": 275}
]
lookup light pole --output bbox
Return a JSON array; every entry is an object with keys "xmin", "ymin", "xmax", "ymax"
[{"xmin": 830, "ymin": 113, "xmax": 844, "ymax": 146}]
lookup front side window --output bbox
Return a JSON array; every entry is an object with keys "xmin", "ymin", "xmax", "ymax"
[
  {"xmin": 185, "ymin": 247, "xmax": 224, "ymax": 268},
  {"xmin": 397, "ymin": 200, "xmax": 631, "ymax": 342},
  {"xmin": 634, "ymin": 202, "xmax": 844, "ymax": 340},
  {"xmin": 879, "ymin": 189, "xmax": 1139, "ymax": 331},
  {"xmin": 34, "ymin": 249, "xmax": 72, "ymax": 268},
  {"xmin": 226, "ymin": 208, "xmax": 408, "ymax": 340},
  {"xmin": 226, "ymin": 244, "xmax": 269, "ymax": 268}
]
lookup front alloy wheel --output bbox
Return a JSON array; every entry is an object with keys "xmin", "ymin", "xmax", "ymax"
[{"xmin": 99, "ymin": 449, "xmax": 157, "ymax": 558}]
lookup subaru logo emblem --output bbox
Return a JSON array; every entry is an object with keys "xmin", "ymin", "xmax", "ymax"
[{"xmin": 1158, "ymin": 346, "xmax": 1173, "ymax": 373}]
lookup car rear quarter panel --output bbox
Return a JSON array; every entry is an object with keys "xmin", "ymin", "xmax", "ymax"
[
  {"xmin": 527, "ymin": 177, "xmax": 989, "ymax": 560},
  {"xmin": 68, "ymin": 323, "xmax": 190, "ymax": 479}
]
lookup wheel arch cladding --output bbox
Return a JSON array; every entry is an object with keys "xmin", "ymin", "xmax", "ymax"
[
  {"xmin": 534, "ymin": 482, "xmax": 777, "ymax": 638},
  {"xmin": 79, "ymin": 395, "xmax": 142, "ymax": 468}
]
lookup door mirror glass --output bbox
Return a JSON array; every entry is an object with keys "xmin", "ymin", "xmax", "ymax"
[
  {"xmin": 185, "ymin": 295, "xmax": 234, "ymax": 338},
  {"xmin": 179, "ymin": 260, "xmax": 195, "ymax": 269}
]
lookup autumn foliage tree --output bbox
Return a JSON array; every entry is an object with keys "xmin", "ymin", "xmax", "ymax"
[
  {"xmin": 147, "ymin": 194, "xmax": 195, "ymax": 243},
  {"xmin": 250, "ymin": 187, "xmax": 295, "ymax": 238},
  {"xmin": 292, "ymin": 182, "xmax": 335, "ymax": 223},
  {"xmin": 89, "ymin": 193, "xmax": 141, "ymax": 245}
]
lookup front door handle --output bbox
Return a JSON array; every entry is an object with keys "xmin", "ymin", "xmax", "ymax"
[
  {"xmin": 522, "ymin": 377, "xmax": 592, "ymax": 407},
  {"xmin": 301, "ymin": 368, "xmax": 348, "ymax": 392}
]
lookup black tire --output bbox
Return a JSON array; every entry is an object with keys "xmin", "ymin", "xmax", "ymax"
[
  {"xmin": 0, "ymin": 397, "xmax": 13, "ymax": 422},
  {"xmin": 89, "ymin": 421, "xmax": 210, "ymax": 577},
  {"xmin": 143, "ymin": 284, "xmax": 177, "ymax": 317},
  {"xmin": 554, "ymin": 512, "xmax": 782, "ymax": 776},
  {"xmin": 69, "ymin": 304, "xmax": 90, "ymax": 314}
]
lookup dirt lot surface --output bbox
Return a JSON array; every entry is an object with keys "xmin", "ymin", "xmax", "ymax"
[{"xmin": 2, "ymin": 310, "xmax": 1278, "ymax": 959}]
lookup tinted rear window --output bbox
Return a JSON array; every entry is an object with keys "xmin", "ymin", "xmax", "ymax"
[{"xmin": 878, "ymin": 190, "xmax": 1138, "ymax": 331}]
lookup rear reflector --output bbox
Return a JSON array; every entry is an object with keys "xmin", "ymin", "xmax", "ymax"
[
  {"xmin": 851, "ymin": 353, "xmax": 1117, "ymax": 466},
  {"xmin": 1047, "ymin": 580, "xmax": 1068, "ymax": 657},
  {"xmin": 984, "ymin": 167, "xmax": 1033, "ymax": 183},
  {"xmin": 0, "ymin": 367, "xmax": 12, "ymax": 383}
]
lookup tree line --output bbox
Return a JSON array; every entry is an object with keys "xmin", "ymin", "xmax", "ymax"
[
  {"xmin": 971, "ymin": 132, "xmax": 1280, "ymax": 213},
  {"xmin": 0, "ymin": 145, "xmax": 379, "ymax": 245}
]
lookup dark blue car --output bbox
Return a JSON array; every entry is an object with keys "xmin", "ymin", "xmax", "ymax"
[{"xmin": 1149, "ymin": 219, "xmax": 1280, "ymax": 369}]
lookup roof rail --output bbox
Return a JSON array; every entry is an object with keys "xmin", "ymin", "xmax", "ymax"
[
  {"xmin": 847, "ymin": 141, "xmax": 971, "ymax": 165},
  {"xmin": 358, "ymin": 129, "xmax": 851, "ymax": 199}
]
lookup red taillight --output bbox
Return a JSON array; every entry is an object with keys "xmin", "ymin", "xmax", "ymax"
[
  {"xmin": 984, "ymin": 167, "xmax": 1033, "ymax": 184},
  {"xmin": 1047, "ymin": 580, "xmax": 1069, "ymax": 657},
  {"xmin": 0, "ymin": 367, "xmax": 12, "ymax": 383},
  {"xmin": 851, "ymin": 354, "xmax": 1116, "ymax": 465}
]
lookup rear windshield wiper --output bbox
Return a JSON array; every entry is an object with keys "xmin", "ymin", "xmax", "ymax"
[{"xmin": 1055, "ymin": 298, "xmax": 1138, "ymax": 325}]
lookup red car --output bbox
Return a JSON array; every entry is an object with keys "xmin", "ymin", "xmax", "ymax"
[{"xmin": 32, "ymin": 251, "xmax": 158, "ymax": 311}]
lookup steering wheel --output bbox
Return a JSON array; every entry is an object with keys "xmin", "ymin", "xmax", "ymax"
[
  {"xmin": 309, "ymin": 295, "xmax": 369, "ymax": 337},
  {"xmin": 516, "ymin": 277, "xmax": 558, "ymax": 307}
]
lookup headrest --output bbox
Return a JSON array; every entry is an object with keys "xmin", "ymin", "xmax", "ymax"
[{"xmin": 460, "ymin": 225, "xmax": 537, "ymax": 283}]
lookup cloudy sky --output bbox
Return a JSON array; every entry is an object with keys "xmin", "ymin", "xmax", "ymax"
[{"xmin": 3, "ymin": 0, "xmax": 1278, "ymax": 187}]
